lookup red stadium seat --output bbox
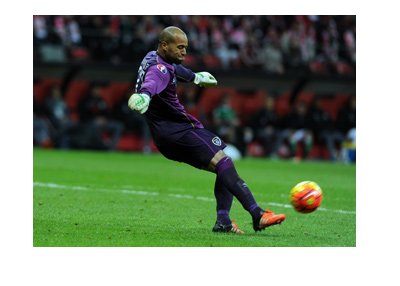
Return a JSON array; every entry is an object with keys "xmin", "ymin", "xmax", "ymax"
[
  {"xmin": 242, "ymin": 90, "xmax": 267, "ymax": 115},
  {"xmin": 318, "ymin": 94, "xmax": 352, "ymax": 121},
  {"xmin": 274, "ymin": 92, "xmax": 291, "ymax": 117},
  {"xmin": 110, "ymin": 82, "xmax": 132, "ymax": 105},
  {"xmin": 186, "ymin": 106, "xmax": 200, "ymax": 118},
  {"xmin": 198, "ymin": 87, "xmax": 236, "ymax": 115},
  {"xmin": 229, "ymin": 92, "xmax": 244, "ymax": 118},
  {"xmin": 335, "ymin": 93, "xmax": 352, "ymax": 109},
  {"xmin": 318, "ymin": 97, "xmax": 337, "ymax": 120},
  {"xmin": 232, "ymin": 90, "xmax": 268, "ymax": 124},
  {"xmin": 296, "ymin": 91, "xmax": 315, "ymax": 107},
  {"xmin": 33, "ymin": 81, "xmax": 45, "ymax": 104},
  {"xmin": 100, "ymin": 82, "xmax": 132, "ymax": 109},
  {"xmin": 116, "ymin": 133, "xmax": 143, "ymax": 151},
  {"xmin": 64, "ymin": 80, "xmax": 91, "ymax": 113},
  {"xmin": 33, "ymin": 79, "xmax": 62, "ymax": 105}
]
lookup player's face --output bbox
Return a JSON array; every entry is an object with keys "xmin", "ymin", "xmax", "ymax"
[{"xmin": 163, "ymin": 34, "xmax": 188, "ymax": 64}]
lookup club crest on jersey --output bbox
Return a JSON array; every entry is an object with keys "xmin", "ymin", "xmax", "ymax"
[
  {"xmin": 212, "ymin": 136, "xmax": 222, "ymax": 146},
  {"xmin": 157, "ymin": 64, "xmax": 167, "ymax": 74}
]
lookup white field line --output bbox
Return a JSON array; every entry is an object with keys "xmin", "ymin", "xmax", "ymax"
[{"xmin": 33, "ymin": 182, "xmax": 356, "ymax": 215}]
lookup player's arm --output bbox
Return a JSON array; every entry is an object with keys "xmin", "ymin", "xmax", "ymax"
[
  {"xmin": 174, "ymin": 64, "xmax": 218, "ymax": 87},
  {"xmin": 174, "ymin": 64, "xmax": 195, "ymax": 82},
  {"xmin": 128, "ymin": 65, "xmax": 170, "ymax": 114}
]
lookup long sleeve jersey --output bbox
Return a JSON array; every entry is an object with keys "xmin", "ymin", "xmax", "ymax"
[{"xmin": 135, "ymin": 51, "xmax": 204, "ymax": 144}]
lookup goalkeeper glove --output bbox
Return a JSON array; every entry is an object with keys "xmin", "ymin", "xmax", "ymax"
[
  {"xmin": 194, "ymin": 72, "xmax": 218, "ymax": 87},
  {"xmin": 128, "ymin": 93, "xmax": 150, "ymax": 114}
]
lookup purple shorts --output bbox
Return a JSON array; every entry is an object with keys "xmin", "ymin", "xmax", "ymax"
[{"xmin": 157, "ymin": 128, "xmax": 226, "ymax": 170}]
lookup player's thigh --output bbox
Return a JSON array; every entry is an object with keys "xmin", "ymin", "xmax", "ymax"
[{"xmin": 162, "ymin": 129, "xmax": 226, "ymax": 169}]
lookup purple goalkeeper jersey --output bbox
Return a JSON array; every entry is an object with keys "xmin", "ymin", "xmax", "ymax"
[{"xmin": 135, "ymin": 51, "xmax": 204, "ymax": 144}]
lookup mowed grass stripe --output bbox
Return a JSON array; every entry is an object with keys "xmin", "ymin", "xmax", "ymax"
[{"xmin": 34, "ymin": 181, "xmax": 356, "ymax": 214}]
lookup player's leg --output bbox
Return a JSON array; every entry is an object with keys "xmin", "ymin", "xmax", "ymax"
[
  {"xmin": 214, "ymin": 177, "xmax": 233, "ymax": 224},
  {"xmin": 212, "ymin": 176, "xmax": 243, "ymax": 233},
  {"xmin": 209, "ymin": 151, "xmax": 263, "ymax": 223},
  {"xmin": 157, "ymin": 129, "xmax": 245, "ymax": 233},
  {"xmin": 207, "ymin": 150, "xmax": 237, "ymax": 232},
  {"xmin": 158, "ymin": 128, "xmax": 285, "ymax": 232},
  {"xmin": 209, "ymin": 150, "xmax": 286, "ymax": 231}
]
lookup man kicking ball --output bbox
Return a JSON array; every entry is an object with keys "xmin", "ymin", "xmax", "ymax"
[{"xmin": 128, "ymin": 26, "xmax": 286, "ymax": 234}]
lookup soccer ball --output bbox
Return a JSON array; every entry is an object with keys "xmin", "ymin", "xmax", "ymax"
[{"xmin": 290, "ymin": 181, "xmax": 323, "ymax": 213}]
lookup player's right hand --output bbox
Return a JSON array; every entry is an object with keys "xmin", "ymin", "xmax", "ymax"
[{"xmin": 128, "ymin": 93, "xmax": 150, "ymax": 114}]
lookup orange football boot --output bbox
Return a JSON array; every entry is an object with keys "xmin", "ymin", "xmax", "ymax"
[{"xmin": 253, "ymin": 209, "xmax": 286, "ymax": 231}]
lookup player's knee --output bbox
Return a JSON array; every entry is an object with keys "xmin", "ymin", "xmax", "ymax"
[
  {"xmin": 208, "ymin": 150, "xmax": 234, "ymax": 174},
  {"xmin": 211, "ymin": 149, "xmax": 225, "ymax": 163}
]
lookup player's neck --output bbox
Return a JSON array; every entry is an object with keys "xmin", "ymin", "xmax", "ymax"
[{"xmin": 156, "ymin": 49, "xmax": 169, "ymax": 64}]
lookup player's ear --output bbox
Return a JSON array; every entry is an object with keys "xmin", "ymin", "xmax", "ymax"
[{"xmin": 159, "ymin": 41, "xmax": 168, "ymax": 51}]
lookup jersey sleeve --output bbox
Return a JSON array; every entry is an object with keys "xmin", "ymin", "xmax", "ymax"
[
  {"xmin": 174, "ymin": 64, "xmax": 195, "ymax": 82},
  {"xmin": 138, "ymin": 65, "xmax": 171, "ymax": 97}
]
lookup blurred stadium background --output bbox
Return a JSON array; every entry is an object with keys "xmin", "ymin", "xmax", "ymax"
[{"xmin": 33, "ymin": 15, "xmax": 356, "ymax": 162}]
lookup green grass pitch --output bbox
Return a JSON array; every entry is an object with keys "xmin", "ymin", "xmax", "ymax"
[{"xmin": 33, "ymin": 148, "xmax": 356, "ymax": 247}]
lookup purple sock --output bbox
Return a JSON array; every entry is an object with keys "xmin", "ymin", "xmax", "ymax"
[
  {"xmin": 214, "ymin": 177, "xmax": 233, "ymax": 225},
  {"xmin": 215, "ymin": 157, "xmax": 263, "ymax": 220}
]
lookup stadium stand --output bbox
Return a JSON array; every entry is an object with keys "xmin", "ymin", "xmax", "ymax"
[
  {"xmin": 33, "ymin": 15, "xmax": 355, "ymax": 161},
  {"xmin": 34, "ymin": 15, "xmax": 356, "ymax": 77}
]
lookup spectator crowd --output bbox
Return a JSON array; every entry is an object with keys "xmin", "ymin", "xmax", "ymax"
[
  {"xmin": 33, "ymin": 15, "xmax": 355, "ymax": 76},
  {"xmin": 208, "ymin": 91, "xmax": 356, "ymax": 162},
  {"xmin": 33, "ymin": 15, "xmax": 356, "ymax": 162}
]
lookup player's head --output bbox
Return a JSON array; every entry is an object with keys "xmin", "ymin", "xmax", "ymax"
[{"xmin": 157, "ymin": 26, "xmax": 188, "ymax": 64}]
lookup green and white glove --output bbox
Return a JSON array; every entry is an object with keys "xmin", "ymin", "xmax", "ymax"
[
  {"xmin": 194, "ymin": 72, "xmax": 218, "ymax": 87},
  {"xmin": 128, "ymin": 93, "xmax": 151, "ymax": 114}
]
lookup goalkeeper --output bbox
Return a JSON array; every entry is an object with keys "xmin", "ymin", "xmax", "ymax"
[{"xmin": 128, "ymin": 26, "xmax": 286, "ymax": 234}]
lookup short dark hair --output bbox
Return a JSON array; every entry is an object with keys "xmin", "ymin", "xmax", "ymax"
[{"xmin": 158, "ymin": 26, "xmax": 186, "ymax": 44}]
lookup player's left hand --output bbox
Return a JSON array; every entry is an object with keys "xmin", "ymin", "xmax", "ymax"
[
  {"xmin": 128, "ymin": 93, "xmax": 150, "ymax": 114},
  {"xmin": 194, "ymin": 72, "xmax": 218, "ymax": 87}
]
